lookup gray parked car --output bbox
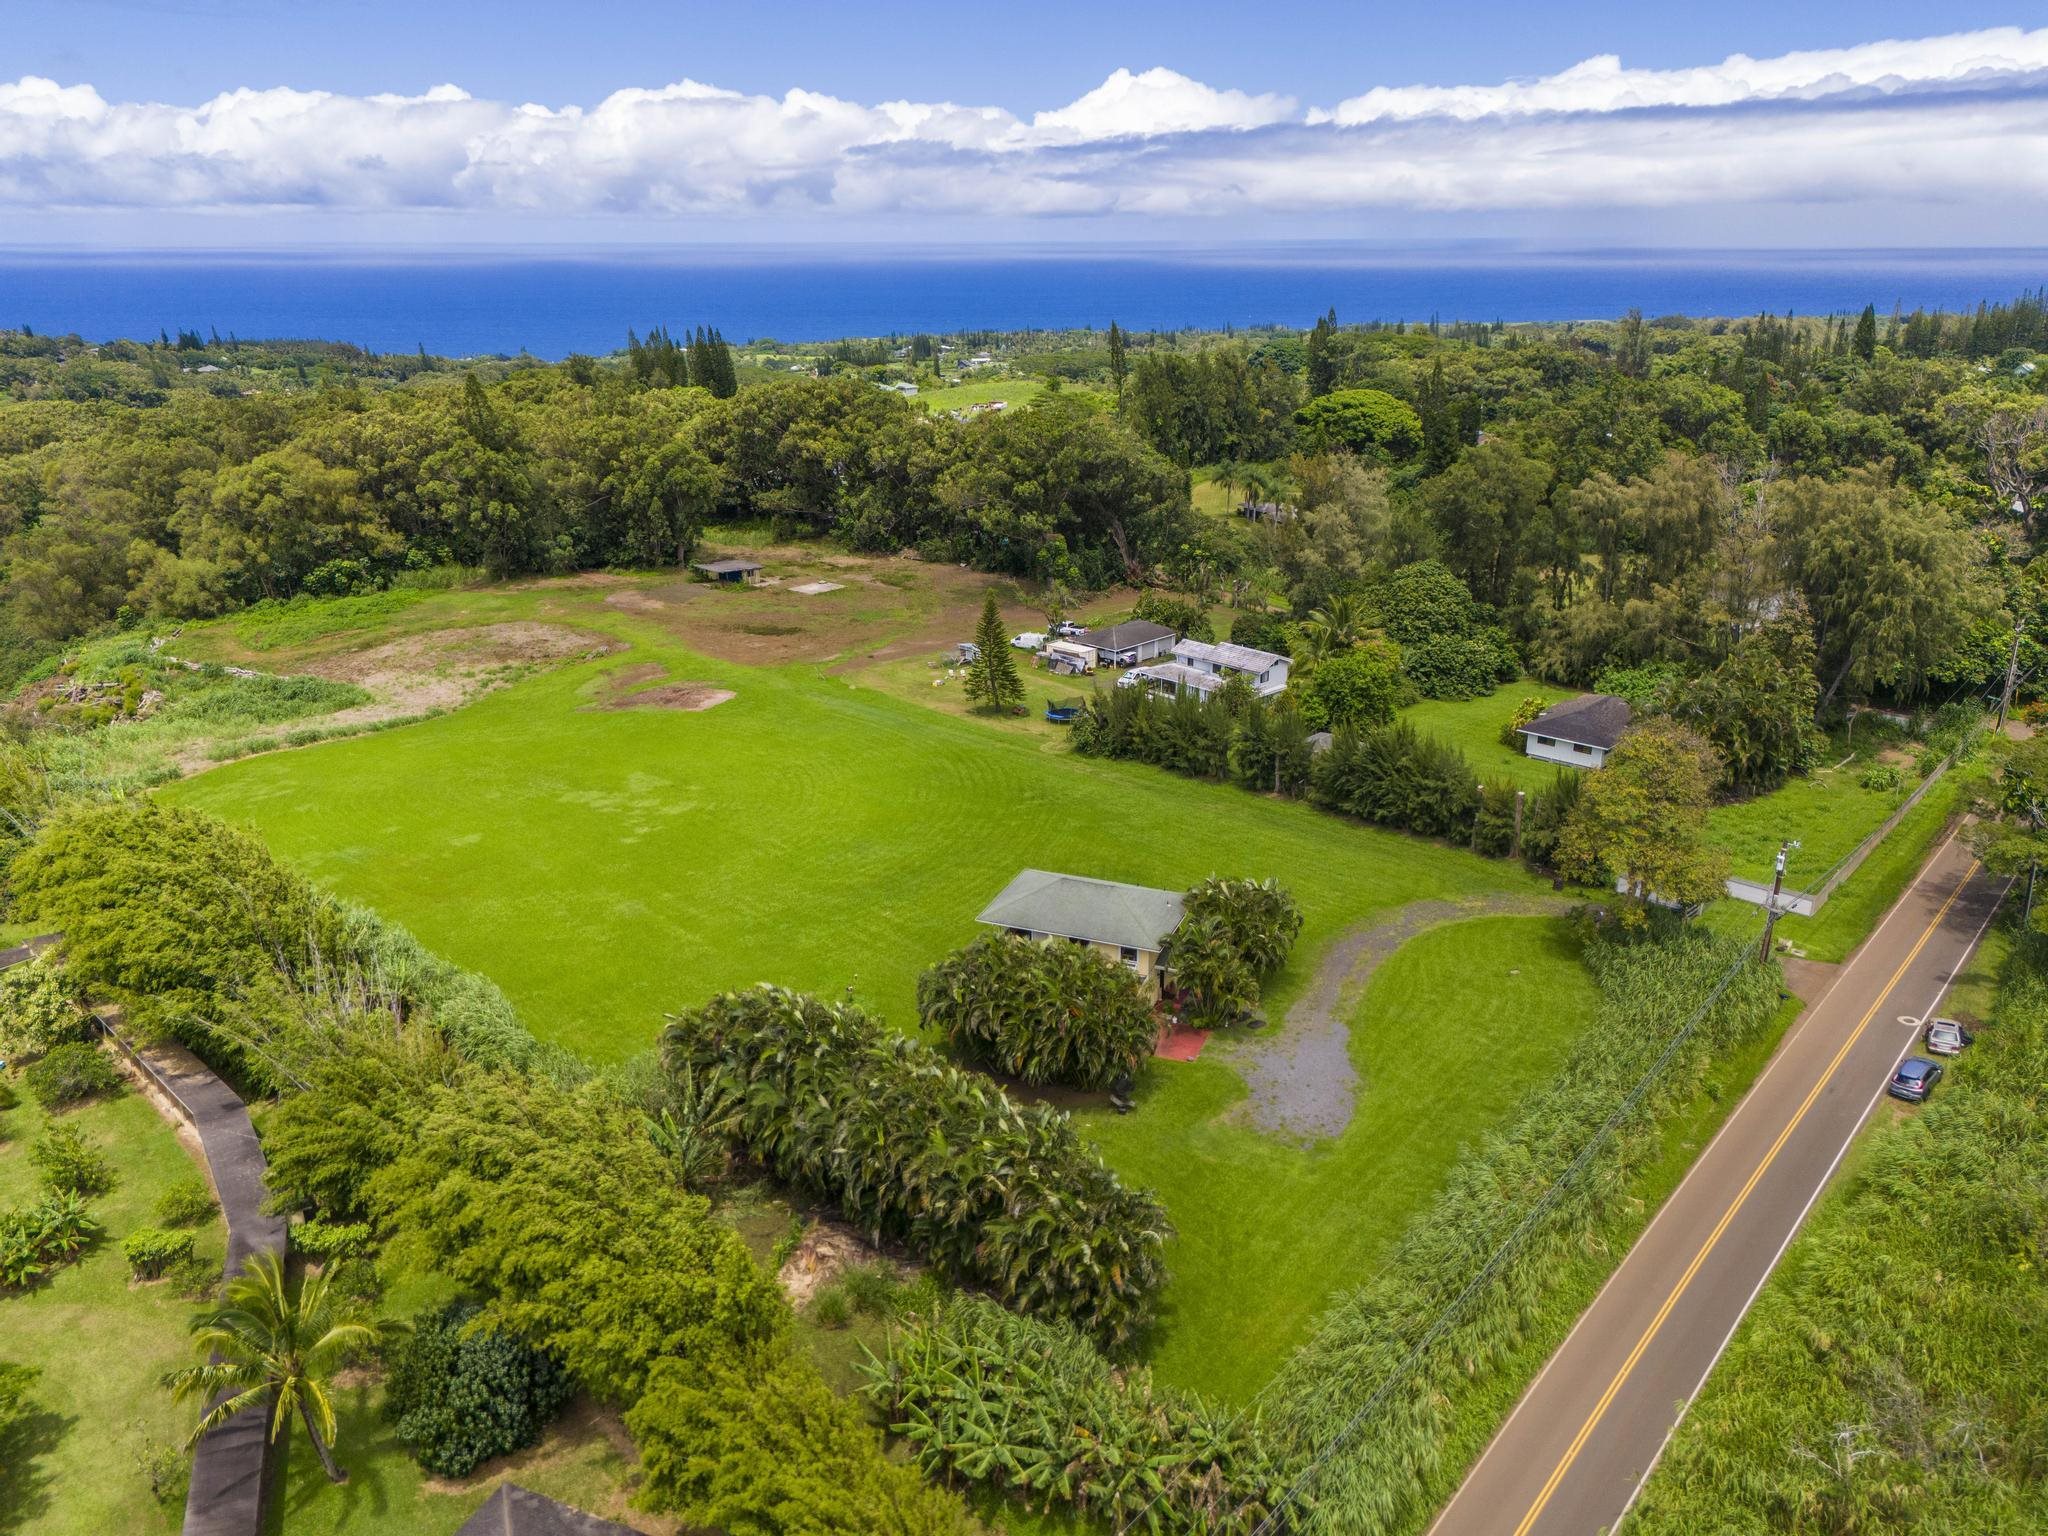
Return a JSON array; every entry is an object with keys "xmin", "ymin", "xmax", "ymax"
[{"xmin": 1922, "ymin": 1017, "xmax": 1974, "ymax": 1056}]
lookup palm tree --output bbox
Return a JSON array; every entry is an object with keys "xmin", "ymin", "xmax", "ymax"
[
  {"xmin": 1298, "ymin": 593, "xmax": 1370, "ymax": 661},
  {"xmin": 164, "ymin": 1249, "xmax": 378, "ymax": 1484}
]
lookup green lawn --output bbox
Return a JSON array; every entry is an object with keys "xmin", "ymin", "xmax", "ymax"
[
  {"xmin": 1706, "ymin": 763, "xmax": 1915, "ymax": 889},
  {"xmin": 162, "ymin": 587, "xmax": 1577, "ymax": 1399},
  {"xmin": 1400, "ymin": 681, "xmax": 1578, "ymax": 790},
  {"xmin": 1080, "ymin": 914, "xmax": 1597, "ymax": 1398},
  {"xmin": 917, "ymin": 377, "xmax": 1044, "ymax": 414},
  {"xmin": 0, "ymin": 1079, "xmax": 226, "ymax": 1536}
]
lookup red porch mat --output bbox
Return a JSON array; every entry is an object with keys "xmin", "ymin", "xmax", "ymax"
[{"xmin": 1154, "ymin": 1022, "xmax": 1209, "ymax": 1062}]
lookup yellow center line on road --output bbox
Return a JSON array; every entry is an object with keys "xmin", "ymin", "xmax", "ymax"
[{"xmin": 1508, "ymin": 860, "xmax": 1979, "ymax": 1536}]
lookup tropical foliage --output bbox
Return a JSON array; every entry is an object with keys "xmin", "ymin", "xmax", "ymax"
[
  {"xmin": 163, "ymin": 1249, "xmax": 379, "ymax": 1484},
  {"xmin": 917, "ymin": 932, "xmax": 1156, "ymax": 1089},
  {"xmin": 122, "ymin": 1226, "xmax": 196, "ymax": 1280},
  {"xmin": 1163, "ymin": 914, "xmax": 1261, "ymax": 1029},
  {"xmin": 0, "ymin": 950, "xmax": 88, "ymax": 1058},
  {"xmin": 1267, "ymin": 931, "xmax": 1780, "ymax": 1533},
  {"xmin": 0, "ymin": 1189, "xmax": 99, "ymax": 1289},
  {"xmin": 862, "ymin": 1294, "xmax": 1290, "ymax": 1534},
  {"xmin": 663, "ymin": 984, "xmax": 1171, "ymax": 1349},
  {"xmin": 28, "ymin": 1120, "xmax": 113, "ymax": 1194},
  {"xmin": 1634, "ymin": 930, "xmax": 2048, "ymax": 1534},
  {"xmin": 1557, "ymin": 718, "xmax": 1730, "ymax": 919},
  {"xmin": 1182, "ymin": 876, "xmax": 1304, "ymax": 975},
  {"xmin": 383, "ymin": 1300, "xmax": 573, "ymax": 1478}
]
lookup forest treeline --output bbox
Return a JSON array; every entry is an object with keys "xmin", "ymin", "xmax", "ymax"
[{"xmin": 2, "ymin": 293, "xmax": 2045, "ymax": 709}]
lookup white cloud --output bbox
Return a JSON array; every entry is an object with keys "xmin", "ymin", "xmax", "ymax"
[
  {"xmin": 1316, "ymin": 25, "xmax": 2048, "ymax": 123},
  {"xmin": 1, "ymin": 29, "xmax": 2047, "ymax": 230}
]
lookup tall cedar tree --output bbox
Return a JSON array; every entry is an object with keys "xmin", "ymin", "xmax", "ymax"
[
  {"xmin": 966, "ymin": 590, "xmax": 1024, "ymax": 711},
  {"xmin": 1106, "ymin": 320, "xmax": 1128, "ymax": 414}
]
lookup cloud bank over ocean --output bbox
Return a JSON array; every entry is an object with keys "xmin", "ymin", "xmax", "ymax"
[{"xmin": 3, "ymin": 28, "xmax": 2046, "ymax": 236}]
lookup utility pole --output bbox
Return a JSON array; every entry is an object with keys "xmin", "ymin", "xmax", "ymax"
[
  {"xmin": 1512, "ymin": 789, "xmax": 1525, "ymax": 862},
  {"xmin": 1997, "ymin": 615, "xmax": 2028, "ymax": 730},
  {"xmin": 1472, "ymin": 783, "xmax": 1485, "ymax": 852},
  {"xmin": 1758, "ymin": 839, "xmax": 1800, "ymax": 963}
]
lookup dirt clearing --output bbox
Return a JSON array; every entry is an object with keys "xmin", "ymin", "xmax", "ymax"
[{"xmin": 302, "ymin": 621, "xmax": 620, "ymax": 726}]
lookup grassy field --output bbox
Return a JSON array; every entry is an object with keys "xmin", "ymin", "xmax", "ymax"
[
  {"xmin": 0, "ymin": 1077, "xmax": 226, "ymax": 1536},
  {"xmin": 158, "ymin": 580, "xmax": 1590, "ymax": 1399},
  {"xmin": 916, "ymin": 377, "xmax": 1045, "ymax": 414}
]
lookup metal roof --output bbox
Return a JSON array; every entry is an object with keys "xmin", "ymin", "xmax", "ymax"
[
  {"xmin": 1521, "ymin": 693, "xmax": 1633, "ymax": 750},
  {"xmin": 692, "ymin": 557, "xmax": 762, "ymax": 575},
  {"xmin": 1128, "ymin": 660, "xmax": 1224, "ymax": 694},
  {"xmin": 1174, "ymin": 637, "xmax": 1286, "ymax": 673},
  {"xmin": 456, "ymin": 1487, "xmax": 634, "ymax": 1536},
  {"xmin": 1077, "ymin": 620, "xmax": 1177, "ymax": 651},
  {"xmin": 977, "ymin": 869, "xmax": 1185, "ymax": 952}
]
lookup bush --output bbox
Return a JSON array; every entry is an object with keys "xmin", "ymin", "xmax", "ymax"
[
  {"xmin": 0, "ymin": 952, "xmax": 89, "ymax": 1059},
  {"xmin": 1498, "ymin": 693, "xmax": 1552, "ymax": 748},
  {"xmin": 30, "ymin": 1121, "xmax": 113, "ymax": 1195},
  {"xmin": 1133, "ymin": 590, "xmax": 1213, "ymax": 642},
  {"xmin": 153, "ymin": 1176, "xmax": 217, "ymax": 1229},
  {"xmin": 863, "ymin": 1295, "xmax": 1287, "ymax": 1534},
  {"xmin": 663, "ymin": 986, "xmax": 1171, "ymax": 1351},
  {"xmin": 1296, "ymin": 639, "xmax": 1406, "ymax": 734},
  {"xmin": 630, "ymin": 1350, "xmax": 975, "ymax": 1536},
  {"xmin": 22, "ymin": 1041, "xmax": 120, "ymax": 1109},
  {"xmin": 1402, "ymin": 632, "xmax": 1516, "ymax": 700},
  {"xmin": 1860, "ymin": 761, "xmax": 1905, "ymax": 792},
  {"xmin": 917, "ymin": 933, "xmax": 1157, "ymax": 1090},
  {"xmin": 384, "ymin": 1300, "xmax": 573, "ymax": 1478},
  {"xmin": 293, "ymin": 1218, "xmax": 371, "ymax": 1262},
  {"xmin": 123, "ymin": 1226, "xmax": 196, "ymax": 1280},
  {"xmin": 1311, "ymin": 720, "xmax": 1481, "ymax": 841},
  {"xmin": 0, "ymin": 1191, "xmax": 100, "ymax": 1289},
  {"xmin": 1182, "ymin": 876, "xmax": 1303, "ymax": 974},
  {"xmin": 1228, "ymin": 610, "xmax": 1292, "ymax": 657}
]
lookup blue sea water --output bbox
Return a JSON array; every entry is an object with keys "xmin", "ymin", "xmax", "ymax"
[{"xmin": 1, "ymin": 246, "xmax": 2043, "ymax": 360}]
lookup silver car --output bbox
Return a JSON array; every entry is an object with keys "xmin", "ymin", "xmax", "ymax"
[{"xmin": 1923, "ymin": 1017, "xmax": 1974, "ymax": 1056}]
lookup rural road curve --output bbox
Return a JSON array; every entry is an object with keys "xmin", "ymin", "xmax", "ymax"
[{"xmin": 1426, "ymin": 827, "xmax": 2008, "ymax": 1536}]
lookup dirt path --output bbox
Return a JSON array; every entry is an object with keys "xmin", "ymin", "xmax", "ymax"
[{"xmin": 1231, "ymin": 893, "xmax": 1577, "ymax": 1145}]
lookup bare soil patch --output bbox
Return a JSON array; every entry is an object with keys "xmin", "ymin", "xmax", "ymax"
[
  {"xmin": 302, "ymin": 621, "xmax": 621, "ymax": 726},
  {"xmin": 1230, "ymin": 893, "xmax": 1576, "ymax": 1145},
  {"xmin": 776, "ymin": 1217, "xmax": 913, "ymax": 1309},
  {"xmin": 600, "ymin": 683, "xmax": 734, "ymax": 713}
]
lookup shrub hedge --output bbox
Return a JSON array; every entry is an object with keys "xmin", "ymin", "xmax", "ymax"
[
  {"xmin": 122, "ymin": 1226, "xmax": 196, "ymax": 1280},
  {"xmin": 30, "ymin": 1121, "xmax": 113, "ymax": 1195},
  {"xmin": 916, "ymin": 932, "xmax": 1156, "ymax": 1089},
  {"xmin": 663, "ymin": 985, "xmax": 1171, "ymax": 1351}
]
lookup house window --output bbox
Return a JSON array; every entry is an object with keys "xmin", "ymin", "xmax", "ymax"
[
  {"xmin": 1573, "ymin": 742, "xmax": 1593, "ymax": 755},
  {"xmin": 1068, "ymin": 936, "xmax": 1089, "ymax": 947},
  {"xmin": 1535, "ymin": 735, "xmax": 1556, "ymax": 746},
  {"xmin": 1119, "ymin": 946, "xmax": 1140, "ymax": 968},
  {"xmin": 1008, "ymin": 927, "xmax": 1032, "ymax": 939}
]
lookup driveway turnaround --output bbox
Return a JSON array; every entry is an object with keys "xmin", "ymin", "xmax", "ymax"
[{"xmin": 1427, "ymin": 829, "xmax": 2008, "ymax": 1536}]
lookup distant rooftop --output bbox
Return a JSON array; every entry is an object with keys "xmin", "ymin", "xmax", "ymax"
[
  {"xmin": 456, "ymin": 1486, "xmax": 633, "ymax": 1536},
  {"xmin": 977, "ymin": 869, "xmax": 1185, "ymax": 952},
  {"xmin": 692, "ymin": 558, "xmax": 762, "ymax": 575},
  {"xmin": 1078, "ymin": 619, "xmax": 1176, "ymax": 650}
]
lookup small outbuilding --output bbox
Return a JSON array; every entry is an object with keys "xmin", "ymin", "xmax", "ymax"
[
  {"xmin": 978, "ymin": 869, "xmax": 1185, "ymax": 994},
  {"xmin": 456, "ymin": 1485, "xmax": 634, "ymax": 1536},
  {"xmin": 692, "ymin": 557, "xmax": 763, "ymax": 584},
  {"xmin": 1076, "ymin": 620, "xmax": 1177, "ymax": 667},
  {"xmin": 1042, "ymin": 639, "xmax": 1096, "ymax": 674},
  {"xmin": 1518, "ymin": 694, "xmax": 1633, "ymax": 769}
]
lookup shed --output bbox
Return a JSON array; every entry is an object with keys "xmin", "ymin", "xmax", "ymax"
[
  {"xmin": 1519, "ymin": 694, "xmax": 1633, "ymax": 769},
  {"xmin": 1043, "ymin": 639, "xmax": 1096, "ymax": 674},
  {"xmin": 692, "ymin": 558, "xmax": 763, "ymax": 584},
  {"xmin": 1076, "ymin": 620, "xmax": 1177, "ymax": 667},
  {"xmin": 978, "ymin": 869, "xmax": 1185, "ymax": 993},
  {"xmin": 1118, "ymin": 660, "xmax": 1224, "ymax": 700},
  {"xmin": 455, "ymin": 1485, "xmax": 633, "ymax": 1536}
]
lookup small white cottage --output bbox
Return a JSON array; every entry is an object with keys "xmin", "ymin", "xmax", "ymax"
[{"xmin": 1518, "ymin": 694, "xmax": 1633, "ymax": 769}]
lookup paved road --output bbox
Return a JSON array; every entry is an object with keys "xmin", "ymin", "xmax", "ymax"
[{"xmin": 1427, "ymin": 828, "xmax": 2008, "ymax": 1536}]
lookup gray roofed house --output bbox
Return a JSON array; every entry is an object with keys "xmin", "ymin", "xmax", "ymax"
[
  {"xmin": 692, "ymin": 557, "xmax": 763, "ymax": 583},
  {"xmin": 1519, "ymin": 693, "xmax": 1633, "ymax": 769},
  {"xmin": 1171, "ymin": 637, "xmax": 1291, "ymax": 696},
  {"xmin": 1076, "ymin": 620, "xmax": 1177, "ymax": 667},
  {"xmin": 456, "ymin": 1486, "xmax": 634, "ymax": 1536},
  {"xmin": 977, "ymin": 869, "xmax": 1185, "ymax": 992}
]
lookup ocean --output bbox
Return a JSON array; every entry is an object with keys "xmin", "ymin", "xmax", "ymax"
[{"xmin": 2, "ymin": 246, "xmax": 2044, "ymax": 360}]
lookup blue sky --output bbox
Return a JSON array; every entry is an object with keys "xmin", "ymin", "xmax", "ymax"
[{"xmin": 4, "ymin": 5, "xmax": 2048, "ymax": 245}]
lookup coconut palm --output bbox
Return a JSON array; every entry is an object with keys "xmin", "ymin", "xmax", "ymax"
[
  {"xmin": 164, "ymin": 1249, "xmax": 378, "ymax": 1484},
  {"xmin": 1297, "ymin": 593, "xmax": 1371, "ymax": 660}
]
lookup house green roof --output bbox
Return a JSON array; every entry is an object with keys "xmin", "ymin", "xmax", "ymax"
[{"xmin": 977, "ymin": 869, "xmax": 1185, "ymax": 952}]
